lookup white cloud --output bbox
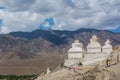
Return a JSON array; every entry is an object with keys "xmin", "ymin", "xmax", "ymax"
[
  {"xmin": 0, "ymin": 0, "xmax": 120, "ymax": 33},
  {"xmin": 0, "ymin": 0, "xmax": 35, "ymax": 11},
  {"xmin": 0, "ymin": 10, "xmax": 43, "ymax": 33}
]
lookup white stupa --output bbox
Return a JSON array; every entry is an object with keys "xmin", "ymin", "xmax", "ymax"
[
  {"xmin": 87, "ymin": 35, "xmax": 102, "ymax": 53},
  {"xmin": 64, "ymin": 40, "xmax": 83, "ymax": 67},
  {"xmin": 68, "ymin": 40, "xmax": 83, "ymax": 59},
  {"xmin": 102, "ymin": 39, "xmax": 112, "ymax": 54},
  {"xmin": 64, "ymin": 35, "xmax": 113, "ymax": 67},
  {"xmin": 46, "ymin": 67, "xmax": 51, "ymax": 74}
]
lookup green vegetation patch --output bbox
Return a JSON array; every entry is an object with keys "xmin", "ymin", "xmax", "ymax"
[{"xmin": 0, "ymin": 74, "xmax": 38, "ymax": 80}]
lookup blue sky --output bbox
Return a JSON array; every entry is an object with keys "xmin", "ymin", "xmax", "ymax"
[
  {"xmin": 0, "ymin": 19, "xmax": 3, "ymax": 27},
  {"xmin": 0, "ymin": 6, "xmax": 4, "ymax": 9},
  {"xmin": 39, "ymin": 18, "xmax": 55, "ymax": 30},
  {"xmin": 110, "ymin": 27, "xmax": 120, "ymax": 32},
  {"xmin": 0, "ymin": 0, "xmax": 120, "ymax": 33}
]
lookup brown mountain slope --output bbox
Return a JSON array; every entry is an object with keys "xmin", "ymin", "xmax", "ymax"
[
  {"xmin": 0, "ymin": 28, "xmax": 119, "ymax": 76},
  {"xmin": 0, "ymin": 28, "xmax": 120, "ymax": 60}
]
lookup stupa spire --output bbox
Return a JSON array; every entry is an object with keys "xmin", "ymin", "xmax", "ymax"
[
  {"xmin": 105, "ymin": 39, "xmax": 111, "ymax": 44},
  {"xmin": 90, "ymin": 35, "xmax": 99, "ymax": 42},
  {"xmin": 87, "ymin": 35, "xmax": 102, "ymax": 53}
]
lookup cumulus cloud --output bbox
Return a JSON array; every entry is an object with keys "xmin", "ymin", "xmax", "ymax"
[
  {"xmin": 0, "ymin": 0, "xmax": 35, "ymax": 11},
  {"xmin": 0, "ymin": 0, "xmax": 120, "ymax": 33},
  {"xmin": 0, "ymin": 11, "xmax": 43, "ymax": 33}
]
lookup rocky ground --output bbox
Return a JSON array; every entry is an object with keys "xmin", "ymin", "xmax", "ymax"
[{"xmin": 35, "ymin": 45, "xmax": 120, "ymax": 80}]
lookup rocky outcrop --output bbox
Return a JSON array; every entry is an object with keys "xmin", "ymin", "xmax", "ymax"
[
  {"xmin": 35, "ymin": 45, "xmax": 120, "ymax": 80},
  {"xmin": 99, "ymin": 45, "xmax": 120, "ymax": 67},
  {"xmin": 95, "ymin": 69, "xmax": 115, "ymax": 80}
]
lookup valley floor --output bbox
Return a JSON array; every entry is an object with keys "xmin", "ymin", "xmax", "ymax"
[{"xmin": 0, "ymin": 54, "xmax": 65, "ymax": 75}]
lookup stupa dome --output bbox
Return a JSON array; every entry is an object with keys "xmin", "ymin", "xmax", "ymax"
[
  {"xmin": 87, "ymin": 35, "xmax": 101, "ymax": 48},
  {"xmin": 68, "ymin": 40, "xmax": 83, "ymax": 52},
  {"xmin": 103, "ymin": 39, "xmax": 112, "ymax": 48}
]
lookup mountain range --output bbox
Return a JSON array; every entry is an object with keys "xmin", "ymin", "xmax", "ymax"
[{"xmin": 0, "ymin": 28, "xmax": 120, "ymax": 59}]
